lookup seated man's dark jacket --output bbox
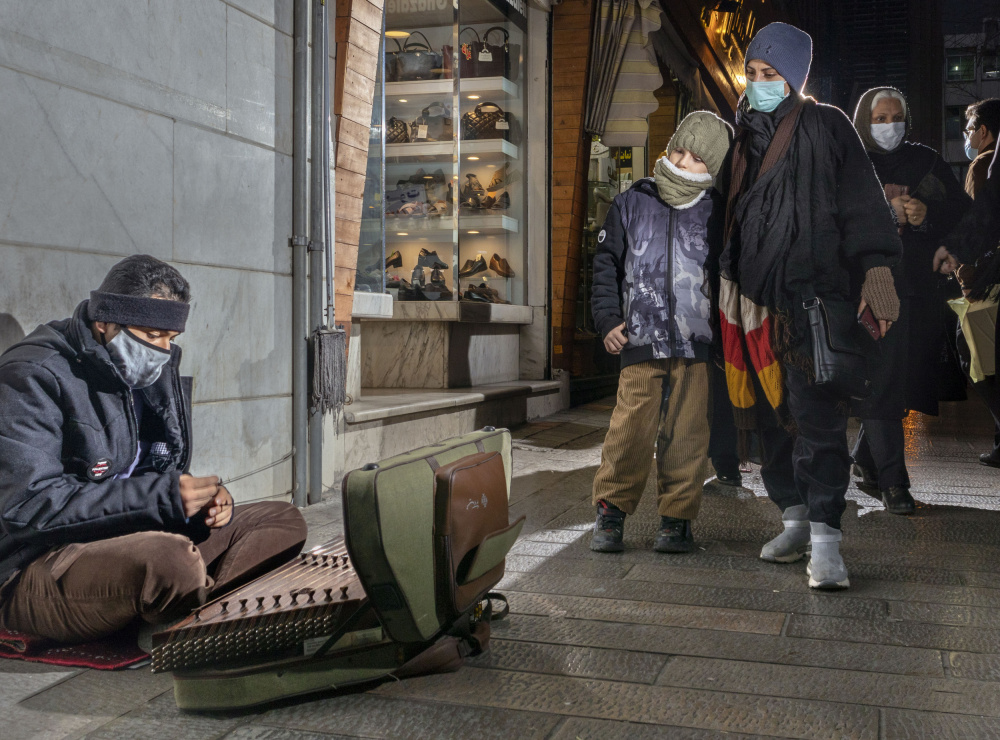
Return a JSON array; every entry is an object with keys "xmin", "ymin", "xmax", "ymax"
[{"xmin": 0, "ymin": 300, "xmax": 197, "ymax": 586}]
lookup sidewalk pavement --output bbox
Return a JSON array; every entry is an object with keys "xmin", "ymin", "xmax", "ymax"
[{"xmin": 4, "ymin": 399, "xmax": 1000, "ymax": 738}]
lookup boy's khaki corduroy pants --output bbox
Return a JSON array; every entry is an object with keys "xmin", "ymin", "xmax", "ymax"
[{"xmin": 592, "ymin": 357, "xmax": 711, "ymax": 519}]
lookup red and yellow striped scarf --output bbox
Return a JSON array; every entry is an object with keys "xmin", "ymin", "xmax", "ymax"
[{"xmin": 718, "ymin": 277, "xmax": 784, "ymax": 429}]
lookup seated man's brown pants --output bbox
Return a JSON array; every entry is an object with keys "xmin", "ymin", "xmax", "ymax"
[{"xmin": 0, "ymin": 501, "xmax": 308, "ymax": 644}]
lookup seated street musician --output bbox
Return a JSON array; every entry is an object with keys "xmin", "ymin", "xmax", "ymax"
[{"xmin": 0, "ymin": 255, "xmax": 307, "ymax": 644}]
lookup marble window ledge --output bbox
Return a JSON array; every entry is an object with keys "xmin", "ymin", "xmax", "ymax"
[
  {"xmin": 361, "ymin": 301, "xmax": 534, "ymax": 324},
  {"xmin": 343, "ymin": 380, "xmax": 562, "ymax": 424}
]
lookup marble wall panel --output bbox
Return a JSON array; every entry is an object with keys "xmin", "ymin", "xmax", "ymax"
[
  {"xmin": 173, "ymin": 123, "xmax": 293, "ymax": 274},
  {"xmin": 176, "ymin": 263, "xmax": 292, "ymax": 403},
  {"xmin": 226, "ymin": 6, "xmax": 293, "ymax": 154},
  {"xmin": 0, "ymin": 0, "xmax": 227, "ymax": 110},
  {"xmin": 225, "ymin": 0, "xmax": 294, "ymax": 35},
  {"xmin": 520, "ymin": 307, "xmax": 548, "ymax": 380},
  {"xmin": 361, "ymin": 321, "xmax": 449, "ymax": 388},
  {"xmin": 191, "ymin": 395, "xmax": 292, "ymax": 504},
  {"xmin": 449, "ymin": 324, "xmax": 520, "ymax": 386},
  {"xmin": 0, "ymin": 67, "xmax": 173, "ymax": 258},
  {"xmin": 0, "ymin": 245, "xmax": 121, "ymax": 354}
]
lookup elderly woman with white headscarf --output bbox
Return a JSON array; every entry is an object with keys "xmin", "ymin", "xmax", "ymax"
[{"xmin": 849, "ymin": 87, "xmax": 972, "ymax": 515}]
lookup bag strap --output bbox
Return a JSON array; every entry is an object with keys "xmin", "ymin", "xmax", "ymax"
[
  {"xmin": 475, "ymin": 102, "xmax": 504, "ymax": 116},
  {"xmin": 483, "ymin": 26, "xmax": 509, "ymax": 45},
  {"xmin": 485, "ymin": 592, "xmax": 509, "ymax": 621},
  {"xmin": 389, "ymin": 38, "xmax": 404, "ymax": 53},
  {"xmin": 459, "ymin": 27, "xmax": 482, "ymax": 43},
  {"xmin": 404, "ymin": 31, "xmax": 433, "ymax": 51},
  {"xmin": 724, "ymin": 100, "xmax": 805, "ymax": 245}
]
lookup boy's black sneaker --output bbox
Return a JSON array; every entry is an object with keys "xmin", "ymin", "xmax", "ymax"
[
  {"xmin": 590, "ymin": 500, "xmax": 625, "ymax": 553},
  {"xmin": 654, "ymin": 516, "xmax": 693, "ymax": 553}
]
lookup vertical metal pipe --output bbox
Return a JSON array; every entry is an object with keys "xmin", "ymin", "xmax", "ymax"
[
  {"xmin": 307, "ymin": 0, "xmax": 327, "ymax": 505},
  {"xmin": 292, "ymin": 0, "xmax": 310, "ymax": 508}
]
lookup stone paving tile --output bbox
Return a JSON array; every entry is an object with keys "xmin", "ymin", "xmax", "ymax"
[
  {"xmin": 467, "ymin": 639, "xmax": 668, "ymax": 683},
  {"xmin": 257, "ymin": 692, "xmax": 560, "ymax": 739},
  {"xmin": 498, "ymin": 571, "xmax": 890, "ymax": 621},
  {"xmin": 504, "ymin": 591, "xmax": 785, "ymax": 635},
  {"xmin": 494, "ymin": 614, "xmax": 944, "ymax": 677},
  {"xmin": 888, "ymin": 600, "xmax": 1000, "ymax": 629},
  {"xmin": 0, "ymin": 662, "xmax": 80, "ymax": 706},
  {"xmin": 221, "ymin": 728, "xmax": 356, "ymax": 740},
  {"xmin": 373, "ymin": 667, "xmax": 880, "ymax": 739},
  {"xmin": 505, "ymin": 553, "xmax": 636, "ymax": 579},
  {"xmin": 654, "ymin": 656, "xmax": 1000, "ymax": 716},
  {"xmin": 882, "ymin": 708, "xmax": 1000, "ymax": 739},
  {"xmin": 945, "ymin": 651, "xmax": 1000, "ymax": 681},
  {"xmin": 548, "ymin": 717, "xmax": 791, "ymax": 740},
  {"xmin": 786, "ymin": 613, "xmax": 1000, "ymax": 653},
  {"xmin": 81, "ymin": 691, "xmax": 247, "ymax": 740}
]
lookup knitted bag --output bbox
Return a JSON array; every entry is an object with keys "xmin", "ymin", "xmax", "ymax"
[
  {"xmin": 387, "ymin": 117, "xmax": 410, "ymax": 144},
  {"xmin": 462, "ymin": 102, "xmax": 515, "ymax": 142}
]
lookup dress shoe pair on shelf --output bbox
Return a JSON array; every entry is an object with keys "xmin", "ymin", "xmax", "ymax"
[
  {"xmin": 463, "ymin": 282, "xmax": 508, "ymax": 305},
  {"xmin": 459, "ymin": 254, "xmax": 515, "ymax": 278}
]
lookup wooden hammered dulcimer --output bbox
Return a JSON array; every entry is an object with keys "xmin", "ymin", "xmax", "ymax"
[{"xmin": 151, "ymin": 537, "xmax": 371, "ymax": 673}]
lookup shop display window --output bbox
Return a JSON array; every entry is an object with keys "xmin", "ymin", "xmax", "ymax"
[
  {"xmin": 379, "ymin": 0, "xmax": 528, "ymax": 306},
  {"xmin": 356, "ymin": 36, "xmax": 387, "ymax": 295}
]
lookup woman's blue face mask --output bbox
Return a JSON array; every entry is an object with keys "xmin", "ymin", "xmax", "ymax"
[{"xmin": 745, "ymin": 80, "xmax": 789, "ymax": 113}]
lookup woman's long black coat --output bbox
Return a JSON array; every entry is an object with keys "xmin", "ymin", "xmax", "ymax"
[{"xmin": 856, "ymin": 142, "xmax": 971, "ymax": 418}]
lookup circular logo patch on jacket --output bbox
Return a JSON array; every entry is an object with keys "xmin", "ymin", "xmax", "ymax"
[
  {"xmin": 87, "ymin": 459, "xmax": 112, "ymax": 481},
  {"xmin": 597, "ymin": 229, "xmax": 606, "ymax": 243}
]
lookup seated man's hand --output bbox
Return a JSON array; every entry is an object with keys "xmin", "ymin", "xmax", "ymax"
[
  {"xmin": 202, "ymin": 486, "xmax": 233, "ymax": 528},
  {"xmin": 903, "ymin": 197, "xmax": 927, "ymax": 227},
  {"xmin": 179, "ymin": 474, "xmax": 221, "ymax": 519},
  {"xmin": 603, "ymin": 323, "xmax": 628, "ymax": 355}
]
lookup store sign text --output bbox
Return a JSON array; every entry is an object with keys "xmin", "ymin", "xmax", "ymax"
[{"xmin": 386, "ymin": 0, "xmax": 451, "ymax": 13}]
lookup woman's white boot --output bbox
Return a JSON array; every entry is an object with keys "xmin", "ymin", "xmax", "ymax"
[
  {"xmin": 759, "ymin": 505, "xmax": 810, "ymax": 563},
  {"xmin": 806, "ymin": 522, "xmax": 850, "ymax": 589}
]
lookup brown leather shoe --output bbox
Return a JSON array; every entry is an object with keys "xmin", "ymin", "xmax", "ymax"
[{"xmin": 489, "ymin": 253, "xmax": 515, "ymax": 278}]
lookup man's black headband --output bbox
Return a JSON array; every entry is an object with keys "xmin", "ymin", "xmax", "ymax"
[{"xmin": 87, "ymin": 291, "xmax": 190, "ymax": 332}]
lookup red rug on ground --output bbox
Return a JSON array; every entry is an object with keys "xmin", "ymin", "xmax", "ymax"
[{"xmin": 0, "ymin": 626, "xmax": 148, "ymax": 670}]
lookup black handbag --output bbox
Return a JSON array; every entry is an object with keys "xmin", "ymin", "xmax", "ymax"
[
  {"xmin": 803, "ymin": 289, "xmax": 872, "ymax": 400},
  {"xmin": 461, "ymin": 102, "xmax": 518, "ymax": 143},
  {"xmin": 410, "ymin": 102, "xmax": 453, "ymax": 142},
  {"xmin": 387, "ymin": 116, "xmax": 410, "ymax": 144},
  {"xmin": 389, "ymin": 33, "xmax": 443, "ymax": 82},
  {"xmin": 477, "ymin": 27, "xmax": 520, "ymax": 81}
]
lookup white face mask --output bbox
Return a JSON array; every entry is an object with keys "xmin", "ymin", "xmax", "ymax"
[
  {"xmin": 104, "ymin": 328, "xmax": 172, "ymax": 388},
  {"xmin": 870, "ymin": 122, "xmax": 906, "ymax": 151}
]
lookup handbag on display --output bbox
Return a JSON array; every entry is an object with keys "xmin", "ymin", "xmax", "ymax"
[
  {"xmin": 389, "ymin": 32, "xmax": 443, "ymax": 82},
  {"xmin": 387, "ymin": 116, "xmax": 411, "ymax": 144},
  {"xmin": 410, "ymin": 102, "xmax": 454, "ymax": 142},
  {"xmin": 476, "ymin": 27, "xmax": 520, "ymax": 81},
  {"xmin": 443, "ymin": 27, "xmax": 481, "ymax": 79},
  {"xmin": 802, "ymin": 288, "xmax": 872, "ymax": 400},
  {"xmin": 462, "ymin": 102, "xmax": 519, "ymax": 143}
]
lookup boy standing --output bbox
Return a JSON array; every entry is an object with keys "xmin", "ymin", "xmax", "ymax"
[{"xmin": 590, "ymin": 111, "xmax": 732, "ymax": 553}]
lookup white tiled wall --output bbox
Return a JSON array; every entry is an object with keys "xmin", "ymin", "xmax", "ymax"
[{"xmin": 0, "ymin": 0, "xmax": 298, "ymax": 503}]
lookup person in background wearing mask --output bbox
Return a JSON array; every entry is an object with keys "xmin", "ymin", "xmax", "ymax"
[
  {"xmin": 952, "ymin": 99, "xmax": 1000, "ymax": 467},
  {"xmin": 848, "ymin": 87, "xmax": 971, "ymax": 514},
  {"xmin": 0, "ymin": 255, "xmax": 307, "ymax": 646},
  {"xmin": 964, "ymin": 98, "xmax": 999, "ymax": 199},
  {"xmin": 713, "ymin": 23, "xmax": 901, "ymax": 589},
  {"xmin": 590, "ymin": 111, "xmax": 733, "ymax": 554}
]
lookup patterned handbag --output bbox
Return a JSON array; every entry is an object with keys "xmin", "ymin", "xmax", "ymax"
[
  {"xmin": 443, "ymin": 27, "xmax": 481, "ymax": 79},
  {"xmin": 461, "ymin": 102, "xmax": 518, "ymax": 143},
  {"xmin": 387, "ymin": 116, "xmax": 410, "ymax": 144}
]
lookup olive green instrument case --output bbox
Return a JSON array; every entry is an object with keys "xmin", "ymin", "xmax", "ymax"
[
  {"xmin": 342, "ymin": 426, "xmax": 523, "ymax": 644},
  {"xmin": 167, "ymin": 427, "xmax": 522, "ymax": 710}
]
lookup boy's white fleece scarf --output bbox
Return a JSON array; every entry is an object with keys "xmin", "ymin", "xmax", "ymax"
[{"xmin": 654, "ymin": 156, "xmax": 713, "ymax": 209}]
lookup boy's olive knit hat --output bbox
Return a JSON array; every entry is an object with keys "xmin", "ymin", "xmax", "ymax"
[{"xmin": 665, "ymin": 111, "xmax": 734, "ymax": 179}]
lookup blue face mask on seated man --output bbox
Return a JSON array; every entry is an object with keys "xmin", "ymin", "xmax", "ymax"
[
  {"xmin": 965, "ymin": 137, "xmax": 978, "ymax": 161},
  {"xmin": 105, "ymin": 328, "xmax": 172, "ymax": 389},
  {"xmin": 745, "ymin": 80, "xmax": 789, "ymax": 113}
]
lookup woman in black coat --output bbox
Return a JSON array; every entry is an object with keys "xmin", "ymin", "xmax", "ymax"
[{"xmin": 850, "ymin": 87, "xmax": 972, "ymax": 514}]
